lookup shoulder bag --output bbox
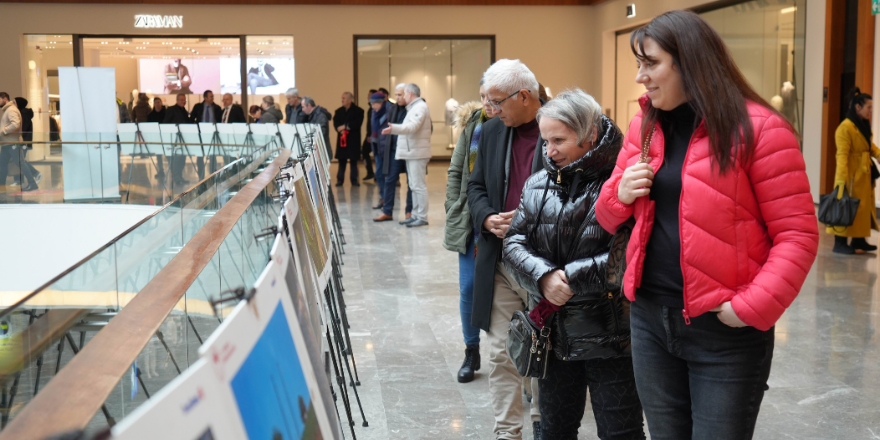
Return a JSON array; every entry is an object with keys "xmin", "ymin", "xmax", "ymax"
[
  {"xmin": 818, "ymin": 183, "xmax": 860, "ymax": 231},
  {"xmin": 506, "ymin": 310, "xmax": 552, "ymax": 379}
]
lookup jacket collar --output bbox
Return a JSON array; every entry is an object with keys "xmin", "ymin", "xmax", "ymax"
[
  {"xmin": 542, "ymin": 114, "xmax": 623, "ymax": 183},
  {"xmin": 405, "ymin": 97, "xmax": 424, "ymax": 111}
]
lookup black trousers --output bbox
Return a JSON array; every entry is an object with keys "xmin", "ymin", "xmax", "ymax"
[
  {"xmin": 630, "ymin": 298, "xmax": 774, "ymax": 440},
  {"xmin": 539, "ymin": 355, "xmax": 645, "ymax": 440},
  {"xmin": 336, "ymin": 156, "xmax": 358, "ymax": 183}
]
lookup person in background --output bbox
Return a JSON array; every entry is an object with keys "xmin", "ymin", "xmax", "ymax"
[
  {"xmin": 164, "ymin": 93, "xmax": 193, "ymax": 187},
  {"xmin": 369, "ymin": 92, "xmax": 394, "ymax": 220},
  {"xmin": 302, "ymin": 96, "xmax": 333, "ymax": 158},
  {"xmin": 375, "ymin": 84, "xmax": 414, "ymax": 223},
  {"xmin": 148, "ymin": 97, "xmax": 166, "ymax": 123},
  {"xmin": 117, "ymin": 95, "xmax": 131, "ymax": 124},
  {"xmin": 131, "ymin": 93, "xmax": 151, "ymax": 123},
  {"xmin": 13, "ymin": 97, "xmax": 41, "ymax": 190},
  {"xmin": 382, "ymin": 83, "xmax": 432, "ymax": 228},
  {"xmin": 443, "ymin": 77, "xmax": 498, "ymax": 382},
  {"xmin": 362, "ymin": 88, "xmax": 378, "ymax": 181},
  {"xmin": 249, "ymin": 105, "xmax": 262, "ymax": 123},
  {"xmin": 829, "ymin": 87, "xmax": 880, "ymax": 254},
  {"xmin": 597, "ymin": 11, "xmax": 818, "ymax": 440},
  {"xmin": 191, "ymin": 90, "xmax": 222, "ymax": 124},
  {"xmin": 220, "ymin": 94, "xmax": 246, "ymax": 123},
  {"xmin": 504, "ymin": 88, "xmax": 645, "ymax": 440},
  {"xmin": 0, "ymin": 92, "xmax": 24, "ymax": 190},
  {"xmin": 259, "ymin": 96, "xmax": 283, "ymax": 124},
  {"xmin": 333, "ymin": 91, "xmax": 365, "ymax": 186},
  {"xmin": 190, "ymin": 90, "xmax": 222, "ymax": 178},
  {"xmin": 466, "ymin": 59, "xmax": 545, "ymax": 440},
  {"xmin": 285, "ymin": 88, "xmax": 309, "ymax": 124}
]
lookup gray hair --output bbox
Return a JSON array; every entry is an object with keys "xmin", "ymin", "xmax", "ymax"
[
  {"xmin": 395, "ymin": 83, "xmax": 406, "ymax": 91},
  {"xmin": 482, "ymin": 59, "xmax": 539, "ymax": 96},
  {"xmin": 405, "ymin": 83, "xmax": 421, "ymax": 97},
  {"xmin": 262, "ymin": 95, "xmax": 275, "ymax": 106},
  {"xmin": 285, "ymin": 87, "xmax": 299, "ymax": 97},
  {"xmin": 301, "ymin": 96, "xmax": 316, "ymax": 107},
  {"xmin": 536, "ymin": 88, "xmax": 603, "ymax": 146},
  {"xmin": 343, "ymin": 91, "xmax": 354, "ymax": 99}
]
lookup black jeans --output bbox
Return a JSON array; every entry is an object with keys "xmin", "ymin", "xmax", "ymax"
[
  {"xmin": 539, "ymin": 356, "xmax": 645, "ymax": 440},
  {"xmin": 630, "ymin": 298, "xmax": 774, "ymax": 440},
  {"xmin": 336, "ymin": 156, "xmax": 358, "ymax": 183}
]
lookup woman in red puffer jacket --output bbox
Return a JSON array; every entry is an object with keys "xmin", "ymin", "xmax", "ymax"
[{"xmin": 596, "ymin": 10, "xmax": 818, "ymax": 440}]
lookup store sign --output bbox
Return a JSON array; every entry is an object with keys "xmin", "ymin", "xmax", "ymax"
[
  {"xmin": 134, "ymin": 15, "xmax": 183, "ymax": 28},
  {"xmin": 874, "ymin": 0, "xmax": 880, "ymax": 15}
]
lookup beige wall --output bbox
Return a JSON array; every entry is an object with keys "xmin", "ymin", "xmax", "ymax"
[{"xmin": 1, "ymin": 3, "xmax": 597, "ymax": 154}]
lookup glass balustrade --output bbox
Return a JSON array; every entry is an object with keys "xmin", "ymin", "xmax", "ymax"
[{"xmin": 0, "ymin": 129, "xmax": 297, "ymax": 432}]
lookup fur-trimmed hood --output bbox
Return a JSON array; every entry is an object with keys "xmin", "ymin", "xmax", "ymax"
[{"xmin": 453, "ymin": 101, "xmax": 483, "ymax": 129}]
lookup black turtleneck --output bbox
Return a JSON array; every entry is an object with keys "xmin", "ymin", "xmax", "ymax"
[{"xmin": 637, "ymin": 103, "xmax": 698, "ymax": 309}]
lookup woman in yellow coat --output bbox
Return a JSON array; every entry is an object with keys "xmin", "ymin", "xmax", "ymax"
[{"xmin": 830, "ymin": 88, "xmax": 880, "ymax": 254}]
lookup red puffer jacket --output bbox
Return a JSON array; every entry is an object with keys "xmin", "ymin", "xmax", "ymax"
[{"xmin": 597, "ymin": 96, "xmax": 818, "ymax": 331}]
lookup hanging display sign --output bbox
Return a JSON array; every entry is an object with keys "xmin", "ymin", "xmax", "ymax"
[
  {"xmin": 874, "ymin": 0, "xmax": 880, "ymax": 15},
  {"xmin": 134, "ymin": 15, "xmax": 183, "ymax": 28}
]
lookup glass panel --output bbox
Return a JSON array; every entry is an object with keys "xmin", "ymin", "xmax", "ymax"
[{"xmin": 0, "ymin": 244, "xmax": 117, "ymax": 425}]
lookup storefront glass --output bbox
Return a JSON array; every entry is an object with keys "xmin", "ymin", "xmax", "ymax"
[
  {"xmin": 356, "ymin": 38, "xmax": 493, "ymax": 157},
  {"xmin": 24, "ymin": 35, "xmax": 73, "ymax": 138},
  {"xmin": 615, "ymin": 0, "xmax": 806, "ymax": 137},
  {"xmin": 244, "ymin": 35, "xmax": 295, "ymax": 116}
]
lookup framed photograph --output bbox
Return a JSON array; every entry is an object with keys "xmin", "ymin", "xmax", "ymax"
[
  {"xmin": 291, "ymin": 163, "xmax": 331, "ymax": 291},
  {"xmin": 283, "ymin": 199, "xmax": 325, "ymax": 342}
]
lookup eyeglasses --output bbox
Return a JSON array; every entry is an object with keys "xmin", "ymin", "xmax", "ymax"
[{"xmin": 487, "ymin": 90, "xmax": 521, "ymax": 110}]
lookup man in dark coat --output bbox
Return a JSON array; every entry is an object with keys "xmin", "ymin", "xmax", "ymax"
[
  {"xmin": 191, "ymin": 90, "xmax": 222, "ymax": 124},
  {"xmin": 164, "ymin": 93, "xmax": 193, "ymax": 186},
  {"xmin": 373, "ymin": 84, "xmax": 413, "ymax": 221},
  {"xmin": 220, "ymin": 93, "xmax": 246, "ymax": 123},
  {"xmin": 302, "ymin": 96, "xmax": 332, "ymax": 158},
  {"xmin": 12, "ymin": 97, "xmax": 39, "ymax": 190},
  {"xmin": 285, "ymin": 88, "xmax": 309, "ymax": 124},
  {"xmin": 333, "ymin": 92, "xmax": 365, "ymax": 186},
  {"xmin": 466, "ymin": 59, "xmax": 544, "ymax": 440}
]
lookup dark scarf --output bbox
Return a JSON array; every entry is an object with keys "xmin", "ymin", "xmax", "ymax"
[
  {"xmin": 371, "ymin": 103, "xmax": 387, "ymax": 141},
  {"xmin": 846, "ymin": 108, "xmax": 873, "ymax": 144},
  {"xmin": 847, "ymin": 108, "xmax": 879, "ymax": 182}
]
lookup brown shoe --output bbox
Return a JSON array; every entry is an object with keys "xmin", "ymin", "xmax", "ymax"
[
  {"xmin": 373, "ymin": 214, "xmax": 393, "ymax": 222},
  {"xmin": 405, "ymin": 213, "xmax": 412, "ymax": 219}
]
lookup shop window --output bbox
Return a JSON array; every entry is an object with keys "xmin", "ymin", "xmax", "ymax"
[
  {"xmin": 615, "ymin": 0, "xmax": 806, "ymax": 136},
  {"xmin": 356, "ymin": 37, "xmax": 494, "ymax": 157}
]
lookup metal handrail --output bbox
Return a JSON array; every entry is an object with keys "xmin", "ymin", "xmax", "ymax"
[
  {"xmin": 0, "ymin": 148, "xmax": 291, "ymax": 440},
  {"xmin": 0, "ymin": 141, "xmax": 265, "ymax": 147}
]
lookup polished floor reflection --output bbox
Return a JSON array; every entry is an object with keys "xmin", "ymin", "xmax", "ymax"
[{"xmin": 331, "ymin": 162, "xmax": 880, "ymax": 440}]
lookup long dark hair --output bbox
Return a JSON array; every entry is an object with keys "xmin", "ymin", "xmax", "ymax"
[
  {"xmin": 848, "ymin": 87, "xmax": 872, "ymax": 113},
  {"xmin": 631, "ymin": 10, "xmax": 792, "ymax": 173}
]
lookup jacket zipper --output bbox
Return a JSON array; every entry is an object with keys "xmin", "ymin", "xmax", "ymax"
[
  {"xmin": 679, "ymin": 128, "xmax": 699, "ymax": 326},
  {"xmin": 607, "ymin": 292, "xmax": 620, "ymax": 342}
]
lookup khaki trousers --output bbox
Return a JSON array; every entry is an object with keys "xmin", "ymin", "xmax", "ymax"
[{"xmin": 488, "ymin": 262, "xmax": 541, "ymax": 440}]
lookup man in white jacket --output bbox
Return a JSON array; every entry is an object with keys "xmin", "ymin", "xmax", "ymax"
[{"xmin": 382, "ymin": 83, "xmax": 432, "ymax": 227}]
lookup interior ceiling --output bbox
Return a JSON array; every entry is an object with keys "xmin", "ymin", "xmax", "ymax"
[{"xmin": 79, "ymin": 36, "xmax": 292, "ymax": 58}]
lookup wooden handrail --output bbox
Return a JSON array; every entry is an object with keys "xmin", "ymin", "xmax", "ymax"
[{"xmin": 0, "ymin": 148, "xmax": 291, "ymax": 440}]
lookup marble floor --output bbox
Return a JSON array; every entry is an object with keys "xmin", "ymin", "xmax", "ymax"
[{"xmin": 329, "ymin": 162, "xmax": 880, "ymax": 440}]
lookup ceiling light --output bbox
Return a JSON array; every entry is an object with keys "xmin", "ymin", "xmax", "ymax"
[{"xmin": 781, "ymin": 6, "xmax": 796, "ymax": 14}]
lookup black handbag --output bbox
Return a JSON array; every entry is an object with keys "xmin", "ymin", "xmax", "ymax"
[
  {"xmin": 871, "ymin": 159, "xmax": 879, "ymax": 182},
  {"xmin": 506, "ymin": 310, "xmax": 552, "ymax": 379},
  {"xmin": 818, "ymin": 184, "xmax": 860, "ymax": 230}
]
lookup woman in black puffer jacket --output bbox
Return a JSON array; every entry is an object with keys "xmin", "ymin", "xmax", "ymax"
[{"xmin": 503, "ymin": 88, "xmax": 644, "ymax": 440}]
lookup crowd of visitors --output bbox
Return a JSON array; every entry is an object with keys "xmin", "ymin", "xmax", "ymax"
[{"xmin": 440, "ymin": 10, "xmax": 820, "ymax": 440}]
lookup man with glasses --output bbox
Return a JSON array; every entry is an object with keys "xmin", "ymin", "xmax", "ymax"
[{"xmin": 467, "ymin": 59, "xmax": 544, "ymax": 440}]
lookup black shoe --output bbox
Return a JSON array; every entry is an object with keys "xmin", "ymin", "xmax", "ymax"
[
  {"xmin": 533, "ymin": 421, "xmax": 542, "ymax": 440},
  {"xmin": 22, "ymin": 182, "xmax": 39, "ymax": 192},
  {"xmin": 363, "ymin": 174, "xmax": 374, "ymax": 181},
  {"xmin": 457, "ymin": 345, "xmax": 480, "ymax": 383},
  {"xmin": 336, "ymin": 181, "xmax": 344, "ymax": 187},
  {"xmin": 833, "ymin": 236, "xmax": 855, "ymax": 255},
  {"xmin": 352, "ymin": 181, "xmax": 360, "ymax": 187},
  {"xmin": 851, "ymin": 237, "xmax": 877, "ymax": 252}
]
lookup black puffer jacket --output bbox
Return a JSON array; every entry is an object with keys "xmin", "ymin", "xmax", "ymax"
[{"xmin": 503, "ymin": 114, "xmax": 632, "ymax": 361}]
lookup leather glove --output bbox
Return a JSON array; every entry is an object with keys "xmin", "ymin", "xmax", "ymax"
[{"xmin": 835, "ymin": 180, "xmax": 846, "ymax": 199}]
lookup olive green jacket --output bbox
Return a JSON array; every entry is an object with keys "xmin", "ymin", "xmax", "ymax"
[{"xmin": 443, "ymin": 102, "xmax": 484, "ymax": 254}]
